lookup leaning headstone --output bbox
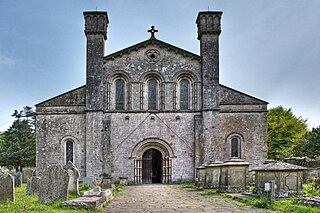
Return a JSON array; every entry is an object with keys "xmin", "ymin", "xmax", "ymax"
[
  {"xmin": 26, "ymin": 176, "xmax": 41, "ymax": 195},
  {"xmin": 22, "ymin": 168, "xmax": 34, "ymax": 183},
  {"xmin": 38, "ymin": 164, "xmax": 69, "ymax": 203},
  {"xmin": 63, "ymin": 161, "xmax": 80, "ymax": 195},
  {"xmin": 12, "ymin": 172, "xmax": 22, "ymax": 188},
  {"xmin": 0, "ymin": 168, "xmax": 15, "ymax": 203}
]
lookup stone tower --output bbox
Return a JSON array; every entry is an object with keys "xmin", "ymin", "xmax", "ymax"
[
  {"xmin": 196, "ymin": 11, "xmax": 223, "ymax": 164},
  {"xmin": 84, "ymin": 12, "xmax": 109, "ymax": 176}
]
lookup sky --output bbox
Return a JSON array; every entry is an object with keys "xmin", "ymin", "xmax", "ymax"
[{"xmin": 0, "ymin": 0, "xmax": 319, "ymax": 131}]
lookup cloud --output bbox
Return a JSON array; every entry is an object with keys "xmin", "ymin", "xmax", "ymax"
[{"xmin": 0, "ymin": 53, "xmax": 16, "ymax": 66}]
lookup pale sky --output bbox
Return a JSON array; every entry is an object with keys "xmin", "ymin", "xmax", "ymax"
[{"xmin": 1, "ymin": 0, "xmax": 320, "ymax": 131}]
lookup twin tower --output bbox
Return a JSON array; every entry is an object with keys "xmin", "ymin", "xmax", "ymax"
[{"xmin": 83, "ymin": 11, "xmax": 223, "ymax": 112}]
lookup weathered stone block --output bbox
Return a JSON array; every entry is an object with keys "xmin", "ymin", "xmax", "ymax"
[
  {"xmin": 38, "ymin": 164, "xmax": 69, "ymax": 203},
  {"xmin": 0, "ymin": 169, "xmax": 15, "ymax": 203}
]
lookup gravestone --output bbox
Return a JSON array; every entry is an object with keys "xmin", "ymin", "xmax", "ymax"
[
  {"xmin": 12, "ymin": 172, "xmax": 22, "ymax": 188},
  {"xmin": 38, "ymin": 164, "xmax": 69, "ymax": 203},
  {"xmin": 26, "ymin": 176, "xmax": 41, "ymax": 195},
  {"xmin": 0, "ymin": 168, "xmax": 15, "ymax": 203},
  {"xmin": 63, "ymin": 161, "xmax": 80, "ymax": 195},
  {"xmin": 22, "ymin": 168, "xmax": 34, "ymax": 183}
]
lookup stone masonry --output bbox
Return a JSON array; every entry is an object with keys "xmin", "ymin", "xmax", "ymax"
[{"xmin": 35, "ymin": 11, "xmax": 268, "ymax": 184}]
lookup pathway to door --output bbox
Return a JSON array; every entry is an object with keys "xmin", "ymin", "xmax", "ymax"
[{"xmin": 105, "ymin": 184, "xmax": 271, "ymax": 212}]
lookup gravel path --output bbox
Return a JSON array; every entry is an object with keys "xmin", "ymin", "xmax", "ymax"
[{"xmin": 105, "ymin": 184, "xmax": 272, "ymax": 213}]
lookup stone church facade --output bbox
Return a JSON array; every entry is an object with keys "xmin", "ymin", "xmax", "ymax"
[{"xmin": 35, "ymin": 11, "xmax": 268, "ymax": 184}]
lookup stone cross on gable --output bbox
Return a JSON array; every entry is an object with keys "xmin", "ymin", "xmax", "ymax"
[{"xmin": 148, "ymin": 26, "xmax": 158, "ymax": 39}]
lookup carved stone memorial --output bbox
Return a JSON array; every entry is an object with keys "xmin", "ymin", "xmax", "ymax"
[
  {"xmin": 38, "ymin": 164, "xmax": 69, "ymax": 203},
  {"xmin": 12, "ymin": 172, "xmax": 22, "ymax": 188},
  {"xmin": 63, "ymin": 161, "xmax": 80, "ymax": 195},
  {"xmin": 0, "ymin": 169, "xmax": 15, "ymax": 203},
  {"xmin": 26, "ymin": 176, "xmax": 41, "ymax": 195}
]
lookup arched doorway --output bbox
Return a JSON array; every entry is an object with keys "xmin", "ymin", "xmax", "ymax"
[
  {"xmin": 131, "ymin": 139, "xmax": 174, "ymax": 184},
  {"xmin": 142, "ymin": 149, "xmax": 162, "ymax": 183}
]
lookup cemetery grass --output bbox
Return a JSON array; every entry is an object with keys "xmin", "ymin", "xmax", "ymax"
[{"xmin": 0, "ymin": 184, "xmax": 103, "ymax": 213}]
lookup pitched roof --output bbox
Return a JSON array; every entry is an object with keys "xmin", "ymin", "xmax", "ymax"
[
  {"xmin": 36, "ymin": 86, "xmax": 86, "ymax": 107},
  {"xmin": 104, "ymin": 37, "xmax": 200, "ymax": 62},
  {"xmin": 220, "ymin": 84, "xmax": 268, "ymax": 105}
]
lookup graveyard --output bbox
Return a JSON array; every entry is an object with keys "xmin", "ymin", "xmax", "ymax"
[{"xmin": 1, "ymin": 159, "xmax": 320, "ymax": 212}]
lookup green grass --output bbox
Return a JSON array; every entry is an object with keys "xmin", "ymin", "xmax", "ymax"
[
  {"xmin": 0, "ymin": 183, "xmax": 125, "ymax": 213},
  {"xmin": 303, "ymin": 182, "xmax": 320, "ymax": 197}
]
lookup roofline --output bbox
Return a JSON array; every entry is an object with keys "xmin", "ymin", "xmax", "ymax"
[
  {"xmin": 35, "ymin": 85, "xmax": 86, "ymax": 107},
  {"xmin": 104, "ymin": 38, "xmax": 200, "ymax": 62},
  {"xmin": 220, "ymin": 84, "xmax": 269, "ymax": 104}
]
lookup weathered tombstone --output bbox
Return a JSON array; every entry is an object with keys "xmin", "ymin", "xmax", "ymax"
[
  {"xmin": 12, "ymin": 172, "xmax": 22, "ymax": 188},
  {"xmin": 22, "ymin": 168, "xmax": 34, "ymax": 183},
  {"xmin": 253, "ymin": 160, "xmax": 307, "ymax": 197},
  {"xmin": 26, "ymin": 176, "xmax": 41, "ymax": 195},
  {"xmin": 195, "ymin": 164, "xmax": 206, "ymax": 188},
  {"xmin": 38, "ymin": 164, "xmax": 69, "ymax": 203},
  {"xmin": 63, "ymin": 161, "xmax": 80, "ymax": 195},
  {"xmin": 205, "ymin": 161, "xmax": 223, "ymax": 189},
  {"xmin": 0, "ymin": 168, "xmax": 15, "ymax": 203},
  {"xmin": 219, "ymin": 158, "xmax": 250, "ymax": 193}
]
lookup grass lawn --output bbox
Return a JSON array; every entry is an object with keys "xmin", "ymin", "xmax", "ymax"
[{"xmin": 0, "ymin": 184, "xmax": 105, "ymax": 213}]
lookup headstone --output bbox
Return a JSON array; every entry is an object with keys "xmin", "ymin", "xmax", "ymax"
[
  {"xmin": 63, "ymin": 161, "xmax": 80, "ymax": 195},
  {"xmin": 38, "ymin": 164, "xmax": 69, "ymax": 203},
  {"xmin": 0, "ymin": 168, "xmax": 15, "ymax": 203},
  {"xmin": 22, "ymin": 168, "xmax": 34, "ymax": 183},
  {"xmin": 12, "ymin": 172, "xmax": 22, "ymax": 188},
  {"xmin": 26, "ymin": 176, "xmax": 41, "ymax": 195}
]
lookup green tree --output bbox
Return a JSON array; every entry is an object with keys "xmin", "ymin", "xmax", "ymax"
[
  {"xmin": 0, "ymin": 132, "xmax": 4, "ymax": 150},
  {"xmin": 0, "ymin": 107, "xmax": 36, "ymax": 172},
  {"xmin": 268, "ymin": 106, "xmax": 308, "ymax": 160},
  {"xmin": 293, "ymin": 126, "xmax": 320, "ymax": 158}
]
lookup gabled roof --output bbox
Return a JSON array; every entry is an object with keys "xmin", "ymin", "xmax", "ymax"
[
  {"xmin": 219, "ymin": 84, "xmax": 268, "ymax": 105},
  {"xmin": 103, "ymin": 38, "xmax": 200, "ymax": 62},
  {"xmin": 36, "ymin": 86, "xmax": 86, "ymax": 107}
]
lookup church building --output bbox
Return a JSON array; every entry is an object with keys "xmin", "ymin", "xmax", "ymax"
[{"xmin": 35, "ymin": 11, "xmax": 268, "ymax": 184}]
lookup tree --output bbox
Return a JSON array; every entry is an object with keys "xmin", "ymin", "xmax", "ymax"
[
  {"xmin": 0, "ymin": 132, "xmax": 4, "ymax": 151},
  {"xmin": 0, "ymin": 107, "xmax": 36, "ymax": 172},
  {"xmin": 293, "ymin": 126, "xmax": 320, "ymax": 158},
  {"xmin": 267, "ymin": 106, "xmax": 308, "ymax": 160}
]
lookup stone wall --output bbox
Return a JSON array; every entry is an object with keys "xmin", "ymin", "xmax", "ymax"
[
  {"xmin": 103, "ymin": 43, "xmax": 201, "ymax": 111},
  {"xmin": 36, "ymin": 112, "xmax": 86, "ymax": 176},
  {"xmin": 216, "ymin": 111, "xmax": 267, "ymax": 167},
  {"xmin": 109, "ymin": 112, "xmax": 197, "ymax": 182}
]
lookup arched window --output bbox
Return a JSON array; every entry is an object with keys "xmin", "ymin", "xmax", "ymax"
[
  {"xmin": 180, "ymin": 79, "xmax": 189, "ymax": 110},
  {"xmin": 148, "ymin": 79, "xmax": 157, "ymax": 110},
  {"xmin": 231, "ymin": 137, "xmax": 240, "ymax": 158},
  {"xmin": 66, "ymin": 139, "xmax": 74, "ymax": 163},
  {"xmin": 115, "ymin": 79, "xmax": 125, "ymax": 110}
]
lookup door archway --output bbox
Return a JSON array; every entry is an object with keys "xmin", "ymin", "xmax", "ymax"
[
  {"xmin": 142, "ymin": 149, "xmax": 162, "ymax": 183},
  {"xmin": 131, "ymin": 139, "xmax": 174, "ymax": 184}
]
